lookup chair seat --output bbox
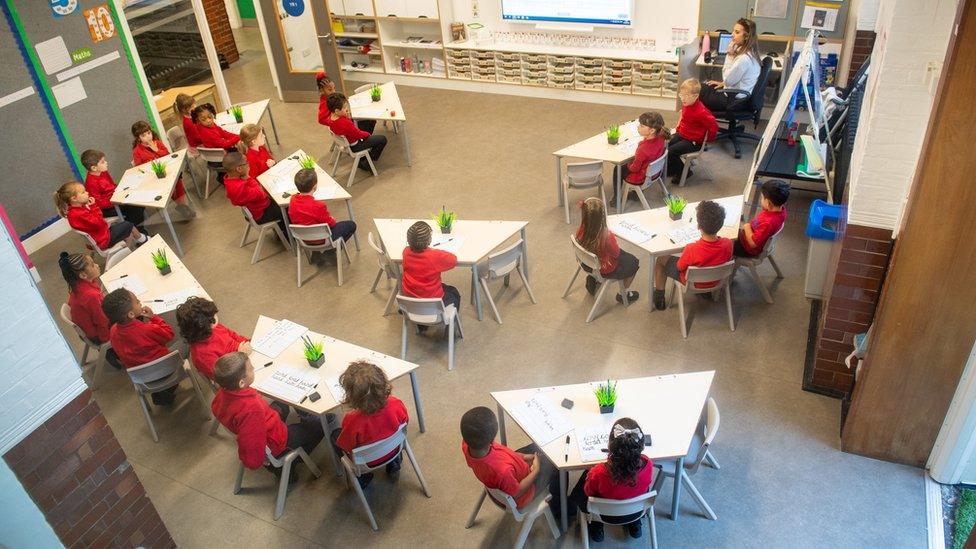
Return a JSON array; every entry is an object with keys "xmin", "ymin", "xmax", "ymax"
[
  {"xmin": 656, "ymin": 432, "xmax": 704, "ymax": 476},
  {"xmin": 734, "ymin": 254, "xmax": 763, "ymax": 267}
]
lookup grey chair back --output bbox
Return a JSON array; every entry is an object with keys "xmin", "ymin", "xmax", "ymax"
[
  {"xmin": 347, "ymin": 423, "xmax": 408, "ymax": 475},
  {"xmin": 570, "ymin": 235, "xmax": 605, "ymax": 282},
  {"xmin": 686, "ymin": 397, "xmax": 720, "ymax": 474},
  {"xmin": 166, "ymin": 126, "xmax": 188, "ymax": 151},
  {"xmin": 566, "ymin": 161, "xmax": 604, "ymax": 189},
  {"xmin": 126, "ymin": 350, "xmax": 185, "ymax": 393},
  {"xmin": 289, "ymin": 223, "xmax": 337, "ymax": 250},
  {"xmin": 368, "ymin": 231, "xmax": 399, "ymax": 278},
  {"xmin": 684, "ymin": 260, "xmax": 736, "ymax": 291},
  {"xmin": 641, "ymin": 150, "xmax": 669, "ymax": 187},
  {"xmin": 105, "ymin": 247, "xmax": 133, "ymax": 271},
  {"xmin": 484, "ymin": 239, "xmax": 524, "ymax": 278},
  {"xmin": 396, "ymin": 295, "xmax": 448, "ymax": 325}
]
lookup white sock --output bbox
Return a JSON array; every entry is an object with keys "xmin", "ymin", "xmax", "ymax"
[{"xmin": 136, "ymin": 233, "xmax": 148, "ymax": 244}]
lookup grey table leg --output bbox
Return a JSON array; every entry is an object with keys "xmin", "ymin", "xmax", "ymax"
[
  {"xmin": 319, "ymin": 413, "xmax": 343, "ymax": 477},
  {"xmin": 409, "ymin": 371, "xmax": 425, "ymax": 433},
  {"xmin": 519, "ymin": 227, "xmax": 529, "ymax": 280},
  {"xmin": 616, "ymin": 164, "xmax": 623, "ymax": 212},
  {"xmin": 343, "ymin": 199, "xmax": 360, "ymax": 251},
  {"xmin": 472, "ymin": 263, "xmax": 484, "ymax": 321},
  {"xmin": 648, "ymin": 252, "xmax": 656, "ymax": 312},
  {"xmin": 279, "ymin": 204, "xmax": 293, "ymax": 245},
  {"xmin": 267, "ymin": 105, "xmax": 281, "ymax": 145},
  {"xmin": 560, "ymin": 469, "xmax": 568, "ymax": 532},
  {"xmin": 401, "ymin": 121, "xmax": 412, "ymax": 166},
  {"xmin": 555, "ymin": 156, "xmax": 563, "ymax": 206},
  {"xmin": 497, "ymin": 403, "xmax": 507, "ymax": 445},
  {"xmin": 670, "ymin": 456, "xmax": 684, "ymax": 520},
  {"xmin": 161, "ymin": 208, "xmax": 184, "ymax": 256}
]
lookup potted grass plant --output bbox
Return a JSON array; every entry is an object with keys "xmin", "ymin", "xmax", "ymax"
[
  {"xmin": 302, "ymin": 335, "xmax": 325, "ymax": 368},
  {"xmin": 594, "ymin": 380, "xmax": 617, "ymax": 414},
  {"xmin": 151, "ymin": 248, "xmax": 171, "ymax": 275},
  {"xmin": 432, "ymin": 206, "xmax": 457, "ymax": 234},
  {"xmin": 606, "ymin": 124, "xmax": 620, "ymax": 145},
  {"xmin": 370, "ymin": 84, "xmax": 382, "ymax": 102},
  {"xmin": 665, "ymin": 194, "xmax": 687, "ymax": 221},
  {"xmin": 150, "ymin": 160, "xmax": 167, "ymax": 179},
  {"xmin": 230, "ymin": 105, "xmax": 244, "ymax": 123},
  {"xmin": 298, "ymin": 155, "xmax": 317, "ymax": 170}
]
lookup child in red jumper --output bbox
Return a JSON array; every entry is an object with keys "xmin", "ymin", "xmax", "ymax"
[
  {"xmin": 192, "ymin": 103, "xmax": 241, "ymax": 150},
  {"xmin": 130, "ymin": 121, "xmax": 194, "ymax": 218},
  {"xmin": 612, "ymin": 112, "xmax": 668, "ymax": 206},
  {"xmin": 576, "ymin": 198, "xmax": 640, "ymax": 304},
  {"xmin": 54, "ymin": 181, "xmax": 146, "ymax": 251},
  {"xmin": 236, "ymin": 124, "xmax": 276, "ymax": 178},
  {"xmin": 401, "ymin": 221, "xmax": 460, "ymax": 314},
  {"xmin": 668, "ymin": 79, "xmax": 719, "ymax": 181},
  {"xmin": 175, "ymin": 93, "xmax": 202, "ymax": 148},
  {"xmin": 461, "ymin": 406, "xmax": 558, "ymax": 512},
  {"xmin": 316, "ymin": 73, "xmax": 376, "ymax": 132},
  {"xmin": 58, "ymin": 251, "xmax": 122, "ymax": 369},
  {"xmin": 326, "ymin": 93, "xmax": 386, "ymax": 171},
  {"xmin": 567, "ymin": 418, "xmax": 656, "ymax": 542},
  {"xmin": 222, "ymin": 151, "xmax": 287, "ymax": 235},
  {"xmin": 735, "ymin": 179, "xmax": 789, "ymax": 257},
  {"xmin": 653, "ymin": 200, "xmax": 734, "ymax": 310},
  {"xmin": 175, "ymin": 297, "xmax": 250, "ymax": 381},
  {"xmin": 332, "ymin": 361, "xmax": 409, "ymax": 487},
  {"xmin": 212, "ymin": 352, "xmax": 324, "ymax": 474},
  {"xmin": 81, "ymin": 149, "xmax": 145, "ymax": 226},
  {"xmin": 288, "ymin": 168, "xmax": 357, "ymax": 245},
  {"xmin": 102, "ymin": 289, "xmax": 178, "ymax": 404}
]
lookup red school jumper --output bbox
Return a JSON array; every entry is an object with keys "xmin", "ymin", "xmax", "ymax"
[
  {"xmin": 66, "ymin": 204, "xmax": 111, "ymax": 249},
  {"xmin": 575, "ymin": 227, "xmax": 622, "ymax": 276},
  {"xmin": 132, "ymin": 140, "xmax": 187, "ymax": 200},
  {"xmin": 109, "ymin": 315, "xmax": 174, "ymax": 368},
  {"xmin": 335, "ymin": 396, "xmax": 409, "ymax": 466},
  {"xmin": 328, "ymin": 115, "xmax": 369, "ymax": 144},
  {"xmin": 401, "ymin": 247, "xmax": 457, "ymax": 299},
  {"xmin": 625, "ymin": 136, "xmax": 666, "ymax": 185},
  {"xmin": 68, "ymin": 279, "xmax": 111, "ymax": 343},
  {"xmin": 677, "ymin": 237, "xmax": 733, "ymax": 288},
  {"xmin": 584, "ymin": 455, "xmax": 655, "ymax": 499},
  {"xmin": 212, "ymin": 387, "xmax": 287, "ymax": 469},
  {"xmin": 676, "ymin": 99, "xmax": 719, "ymax": 143},
  {"xmin": 317, "ymin": 96, "xmax": 331, "ymax": 126},
  {"xmin": 85, "ymin": 171, "xmax": 117, "ymax": 210},
  {"xmin": 183, "ymin": 115, "xmax": 202, "ymax": 148},
  {"xmin": 738, "ymin": 209, "xmax": 787, "ymax": 256},
  {"xmin": 462, "ymin": 442, "xmax": 535, "ymax": 508},
  {"xmin": 196, "ymin": 123, "xmax": 241, "ymax": 150},
  {"xmin": 189, "ymin": 323, "xmax": 249, "ymax": 380},
  {"xmin": 225, "ymin": 176, "xmax": 270, "ymax": 221},
  {"xmin": 245, "ymin": 145, "xmax": 274, "ymax": 178}
]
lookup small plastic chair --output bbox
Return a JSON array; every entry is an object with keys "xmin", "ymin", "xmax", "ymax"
[
  {"xmin": 196, "ymin": 146, "xmax": 227, "ymax": 198},
  {"xmin": 562, "ymin": 160, "xmax": 608, "ymax": 224},
  {"xmin": 677, "ymin": 138, "xmax": 713, "ymax": 187},
  {"xmin": 466, "ymin": 486, "xmax": 561, "ymax": 549},
  {"xmin": 166, "ymin": 126, "xmax": 203, "ymax": 197},
  {"xmin": 339, "ymin": 423, "xmax": 430, "ymax": 530},
  {"xmin": 240, "ymin": 207, "xmax": 291, "ymax": 264},
  {"xmin": 60, "ymin": 303, "xmax": 113, "ymax": 390},
  {"xmin": 658, "ymin": 397, "xmax": 721, "ymax": 520},
  {"xmin": 666, "ymin": 260, "xmax": 736, "ymax": 338},
  {"xmin": 397, "ymin": 295, "xmax": 463, "ymax": 371},
  {"xmin": 125, "ymin": 350, "xmax": 211, "ymax": 442},
  {"xmin": 71, "ymin": 228, "xmax": 128, "ymax": 264},
  {"xmin": 620, "ymin": 151, "xmax": 670, "ymax": 212},
  {"xmin": 367, "ymin": 231, "xmax": 400, "ymax": 316},
  {"xmin": 734, "ymin": 224, "xmax": 785, "ymax": 303},
  {"xmin": 234, "ymin": 446, "xmax": 322, "ymax": 521},
  {"xmin": 580, "ymin": 466, "xmax": 665, "ymax": 549},
  {"xmin": 563, "ymin": 235, "xmax": 629, "ymax": 323},
  {"xmin": 289, "ymin": 223, "xmax": 351, "ymax": 287},
  {"xmin": 328, "ymin": 133, "xmax": 378, "ymax": 188},
  {"xmin": 104, "ymin": 246, "xmax": 133, "ymax": 271},
  {"xmin": 475, "ymin": 239, "xmax": 537, "ymax": 324}
]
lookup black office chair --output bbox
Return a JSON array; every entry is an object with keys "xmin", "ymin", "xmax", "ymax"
[{"xmin": 710, "ymin": 56, "xmax": 773, "ymax": 159}]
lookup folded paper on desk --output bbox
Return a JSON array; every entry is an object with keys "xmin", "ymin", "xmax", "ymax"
[
  {"xmin": 354, "ymin": 106, "xmax": 387, "ymax": 119},
  {"xmin": 117, "ymin": 172, "xmax": 144, "ymax": 191},
  {"xmin": 215, "ymin": 112, "xmax": 236, "ymax": 126},
  {"xmin": 616, "ymin": 139, "xmax": 639, "ymax": 155},
  {"xmin": 221, "ymin": 123, "xmax": 244, "ymax": 135},
  {"xmin": 324, "ymin": 376, "xmax": 345, "ymax": 403},
  {"xmin": 509, "ymin": 396, "xmax": 574, "ymax": 446},
  {"xmin": 430, "ymin": 234, "xmax": 463, "ymax": 256},
  {"xmin": 153, "ymin": 287, "xmax": 202, "ymax": 314},
  {"xmin": 272, "ymin": 176, "xmax": 295, "ymax": 194},
  {"xmin": 125, "ymin": 190, "xmax": 162, "ymax": 203},
  {"xmin": 577, "ymin": 424, "xmax": 612, "ymax": 462},
  {"xmin": 667, "ymin": 226, "xmax": 700, "ymax": 247},
  {"xmin": 313, "ymin": 185, "xmax": 336, "ymax": 200},
  {"xmin": 255, "ymin": 364, "xmax": 320, "ymax": 403},
  {"xmin": 349, "ymin": 95, "xmax": 371, "ymax": 108},
  {"xmin": 714, "ymin": 196, "xmax": 744, "ymax": 228},
  {"xmin": 103, "ymin": 274, "xmax": 148, "ymax": 296},
  {"xmin": 252, "ymin": 319, "xmax": 308, "ymax": 358},
  {"xmin": 612, "ymin": 219, "xmax": 654, "ymax": 244}
]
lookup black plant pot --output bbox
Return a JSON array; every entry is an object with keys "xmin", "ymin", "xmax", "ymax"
[
  {"xmin": 440, "ymin": 225, "xmax": 451, "ymax": 234},
  {"xmin": 157, "ymin": 265, "xmax": 171, "ymax": 275},
  {"xmin": 233, "ymin": 113, "xmax": 243, "ymax": 123},
  {"xmin": 607, "ymin": 136, "xmax": 619, "ymax": 145},
  {"xmin": 155, "ymin": 171, "xmax": 166, "ymax": 179},
  {"xmin": 307, "ymin": 355, "xmax": 324, "ymax": 368},
  {"xmin": 372, "ymin": 95, "xmax": 381, "ymax": 102},
  {"xmin": 599, "ymin": 404, "xmax": 615, "ymax": 414},
  {"xmin": 669, "ymin": 210, "xmax": 683, "ymax": 221}
]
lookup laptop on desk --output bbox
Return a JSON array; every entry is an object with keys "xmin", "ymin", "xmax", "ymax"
[{"xmin": 712, "ymin": 32, "xmax": 733, "ymax": 65}]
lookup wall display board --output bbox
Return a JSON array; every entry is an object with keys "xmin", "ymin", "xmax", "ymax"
[{"xmin": 500, "ymin": 0, "xmax": 634, "ymax": 27}]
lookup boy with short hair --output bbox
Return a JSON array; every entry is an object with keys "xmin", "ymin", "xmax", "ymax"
[
  {"xmin": 222, "ymin": 151, "xmax": 287, "ymax": 235},
  {"xmin": 81, "ymin": 149, "xmax": 145, "ymax": 226},
  {"xmin": 667, "ymin": 79, "xmax": 719, "ymax": 181},
  {"xmin": 652, "ymin": 200, "xmax": 734, "ymax": 310},
  {"xmin": 736, "ymin": 179, "xmax": 790, "ymax": 257},
  {"xmin": 212, "ymin": 352, "xmax": 325, "ymax": 474},
  {"xmin": 288, "ymin": 168, "xmax": 358, "ymax": 245},
  {"xmin": 102, "ymin": 289, "xmax": 178, "ymax": 405},
  {"xmin": 460, "ymin": 406, "xmax": 557, "ymax": 512}
]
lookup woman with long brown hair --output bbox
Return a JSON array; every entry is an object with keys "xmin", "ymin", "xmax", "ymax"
[
  {"xmin": 700, "ymin": 18, "xmax": 762, "ymax": 112},
  {"xmin": 575, "ymin": 197, "xmax": 639, "ymax": 304}
]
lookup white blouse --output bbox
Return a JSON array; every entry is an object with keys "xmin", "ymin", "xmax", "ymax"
[{"xmin": 722, "ymin": 53, "xmax": 761, "ymax": 99}]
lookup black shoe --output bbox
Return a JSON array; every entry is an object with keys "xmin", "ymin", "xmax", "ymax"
[
  {"xmin": 386, "ymin": 457, "xmax": 401, "ymax": 482},
  {"xmin": 357, "ymin": 472, "xmax": 374, "ymax": 489},
  {"xmin": 653, "ymin": 289, "xmax": 666, "ymax": 310},
  {"xmin": 588, "ymin": 521, "xmax": 605, "ymax": 542},
  {"xmin": 585, "ymin": 275, "xmax": 599, "ymax": 296},
  {"xmin": 151, "ymin": 389, "xmax": 176, "ymax": 406},
  {"xmin": 358, "ymin": 160, "xmax": 372, "ymax": 172},
  {"xmin": 267, "ymin": 465, "xmax": 300, "ymax": 486},
  {"xmin": 417, "ymin": 325, "xmax": 429, "ymax": 334},
  {"xmin": 616, "ymin": 291, "xmax": 639, "ymax": 305},
  {"xmin": 696, "ymin": 291, "xmax": 714, "ymax": 301},
  {"xmin": 626, "ymin": 520, "xmax": 642, "ymax": 539}
]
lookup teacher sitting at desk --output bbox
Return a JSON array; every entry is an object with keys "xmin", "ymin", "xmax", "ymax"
[{"xmin": 699, "ymin": 18, "xmax": 761, "ymax": 112}]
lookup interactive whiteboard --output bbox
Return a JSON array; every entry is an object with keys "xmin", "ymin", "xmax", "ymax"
[{"xmin": 501, "ymin": 0, "xmax": 634, "ymax": 27}]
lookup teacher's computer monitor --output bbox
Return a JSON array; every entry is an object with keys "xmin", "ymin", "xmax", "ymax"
[{"xmin": 717, "ymin": 32, "xmax": 733, "ymax": 54}]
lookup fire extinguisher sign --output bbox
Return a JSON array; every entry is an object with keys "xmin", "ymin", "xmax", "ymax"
[{"xmin": 84, "ymin": 4, "xmax": 116, "ymax": 44}]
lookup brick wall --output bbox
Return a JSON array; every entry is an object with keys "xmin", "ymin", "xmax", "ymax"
[
  {"xmin": 203, "ymin": 0, "xmax": 239, "ymax": 65},
  {"xmin": 849, "ymin": 30, "xmax": 876, "ymax": 83},
  {"xmin": 806, "ymin": 223, "xmax": 893, "ymax": 396},
  {"xmin": 2, "ymin": 390, "xmax": 173, "ymax": 548}
]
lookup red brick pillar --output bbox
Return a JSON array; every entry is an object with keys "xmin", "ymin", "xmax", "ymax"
[
  {"xmin": 2, "ymin": 390, "xmax": 174, "ymax": 548},
  {"xmin": 849, "ymin": 30, "xmax": 876, "ymax": 82},
  {"xmin": 203, "ymin": 0, "xmax": 240, "ymax": 65}
]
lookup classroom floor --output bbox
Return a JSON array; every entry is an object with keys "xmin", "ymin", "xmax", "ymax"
[{"xmin": 31, "ymin": 28, "xmax": 927, "ymax": 548}]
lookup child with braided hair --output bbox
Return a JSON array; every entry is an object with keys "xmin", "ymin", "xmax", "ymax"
[{"xmin": 401, "ymin": 221, "xmax": 461, "ymax": 313}]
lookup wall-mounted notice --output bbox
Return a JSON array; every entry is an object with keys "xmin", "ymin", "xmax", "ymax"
[
  {"xmin": 801, "ymin": 2, "xmax": 840, "ymax": 31},
  {"xmin": 49, "ymin": 0, "xmax": 80, "ymax": 17},
  {"xmin": 0, "ymin": 87, "xmax": 35, "ymax": 110},
  {"xmin": 755, "ymin": 0, "xmax": 790, "ymax": 19},
  {"xmin": 52, "ymin": 77, "xmax": 87, "ymax": 109},
  {"xmin": 84, "ymin": 4, "xmax": 117, "ymax": 43},
  {"xmin": 35, "ymin": 36, "xmax": 72, "ymax": 75}
]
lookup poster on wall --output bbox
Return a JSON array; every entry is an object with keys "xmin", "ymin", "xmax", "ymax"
[
  {"xmin": 755, "ymin": 0, "xmax": 789, "ymax": 18},
  {"xmin": 49, "ymin": 0, "xmax": 79, "ymax": 18},
  {"xmin": 83, "ymin": 4, "xmax": 117, "ymax": 43},
  {"xmin": 801, "ymin": 2, "xmax": 840, "ymax": 31}
]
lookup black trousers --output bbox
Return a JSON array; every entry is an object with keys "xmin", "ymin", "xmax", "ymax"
[
  {"xmin": 102, "ymin": 205, "xmax": 146, "ymax": 227},
  {"xmin": 667, "ymin": 135, "xmax": 702, "ymax": 177},
  {"xmin": 270, "ymin": 401, "xmax": 325, "ymax": 457},
  {"xmin": 568, "ymin": 470, "xmax": 644, "ymax": 525},
  {"xmin": 350, "ymin": 134, "xmax": 388, "ymax": 163},
  {"xmin": 257, "ymin": 204, "xmax": 288, "ymax": 237},
  {"xmin": 699, "ymin": 82, "xmax": 738, "ymax": 112},
  {"xmin": 329, "ymin": 220, "xmax": 357, "ymax": 243},
  {"xmin": 442, "ymin": 284, "xmax": 461, "ymax": 311},
  {"xmin": 357, "ymin": 120, "xmax": 377, "ymax": 134}
]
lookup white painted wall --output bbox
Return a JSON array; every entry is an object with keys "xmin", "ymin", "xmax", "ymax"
[
  {"xmin": 0, "ymin": 460, "xmax": 62, "ymax": 548},
  {"xmin": 929, "ymin": 341, "xmax": 976, "ymax": 484},
  {"xmin": 0, "ymin": 224, "xmax": 87, "ymax": 456},
  {"xmin": 845, "ymin": 0, "xmax": 959, "ymax": 231}
]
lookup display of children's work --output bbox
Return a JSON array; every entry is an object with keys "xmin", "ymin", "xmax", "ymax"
[
  {"xmin": 251, "ymin": 319, "xmax": 308, "ymax": 358},
  {"xmin": 508, "ymin": 394, "xmax": 575, "ymax": 445},
  {"xmin": 254, "ymin": 364, "xmax": 320, "ymax": 403}
]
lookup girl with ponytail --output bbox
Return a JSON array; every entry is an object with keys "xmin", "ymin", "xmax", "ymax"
[{"xmin": 59, "ymin": 251, "xmax": 121, "ymax": 368}]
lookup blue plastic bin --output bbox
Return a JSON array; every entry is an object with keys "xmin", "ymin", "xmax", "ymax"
[{"xmin": 804, "ymin": 200, "xmax": 845, "ymax": 299}]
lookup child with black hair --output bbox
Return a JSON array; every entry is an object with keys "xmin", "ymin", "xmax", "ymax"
[
  {"xmin": 567, "ymin": 418, "xmax": 656, "ymax": 542},
  {"xmin": 332, "ymin": 361, "xmax": 409, "ymax": 487},
  {"xmin": 315, "ymin": 73, "xmax": 376, "ymax": 133},
  {"xmin": 460, "ymin": 406, "xmax": 558, "ymax": 511},
  {"xmin": 735, "ymin": 179, "xmax": 789, "ymax": 257},
  {"xmin": 175, "ymin": 297, "xmax": 250, "ymax": 381},
  {"xmin": 58, "ymin": 251, "xmax": 122, "ymax": 369},
  {"xmin": 54, "ymin": 181, "xmax": 147, "ymax": 251},
  {"xmin": 325, "ymin": 92, "xmax": 386, "ymax": 170},
  {"xmin": 401, "ymin": 221, "xmax": 460, "ymax": 313},
  {"xmin": 222, "ymin": 151, "xmax": 287, "ymax": 236},
  {"xmin": 652, "ymin": 200, "xmax": 734, "ymax": 310},
  {"xmin": 131, "ymin": 121, "xmax": 194, "ymax": 218},
  {"xmin": 81, "ymin": 149, "xmax": 145, "ymax": 226},
  {"xmin": 102, "ymin": 289, "xmax": 178, "ymax": 405},
  {"xmin": 288, "ymin": 168, "xmax": 357, "ymax": 246},
  {"xmin": 192, "ymin": 103, "xmax": 241, "ymax": 150},
  {"xmin": 212, "ymin": 352, "xmax": 325, "ymax": 476}
]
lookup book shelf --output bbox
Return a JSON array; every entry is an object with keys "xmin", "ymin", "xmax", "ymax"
[{"xmin": 330, "ymin": 14, "xmax": 385, "ymax": 74}]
